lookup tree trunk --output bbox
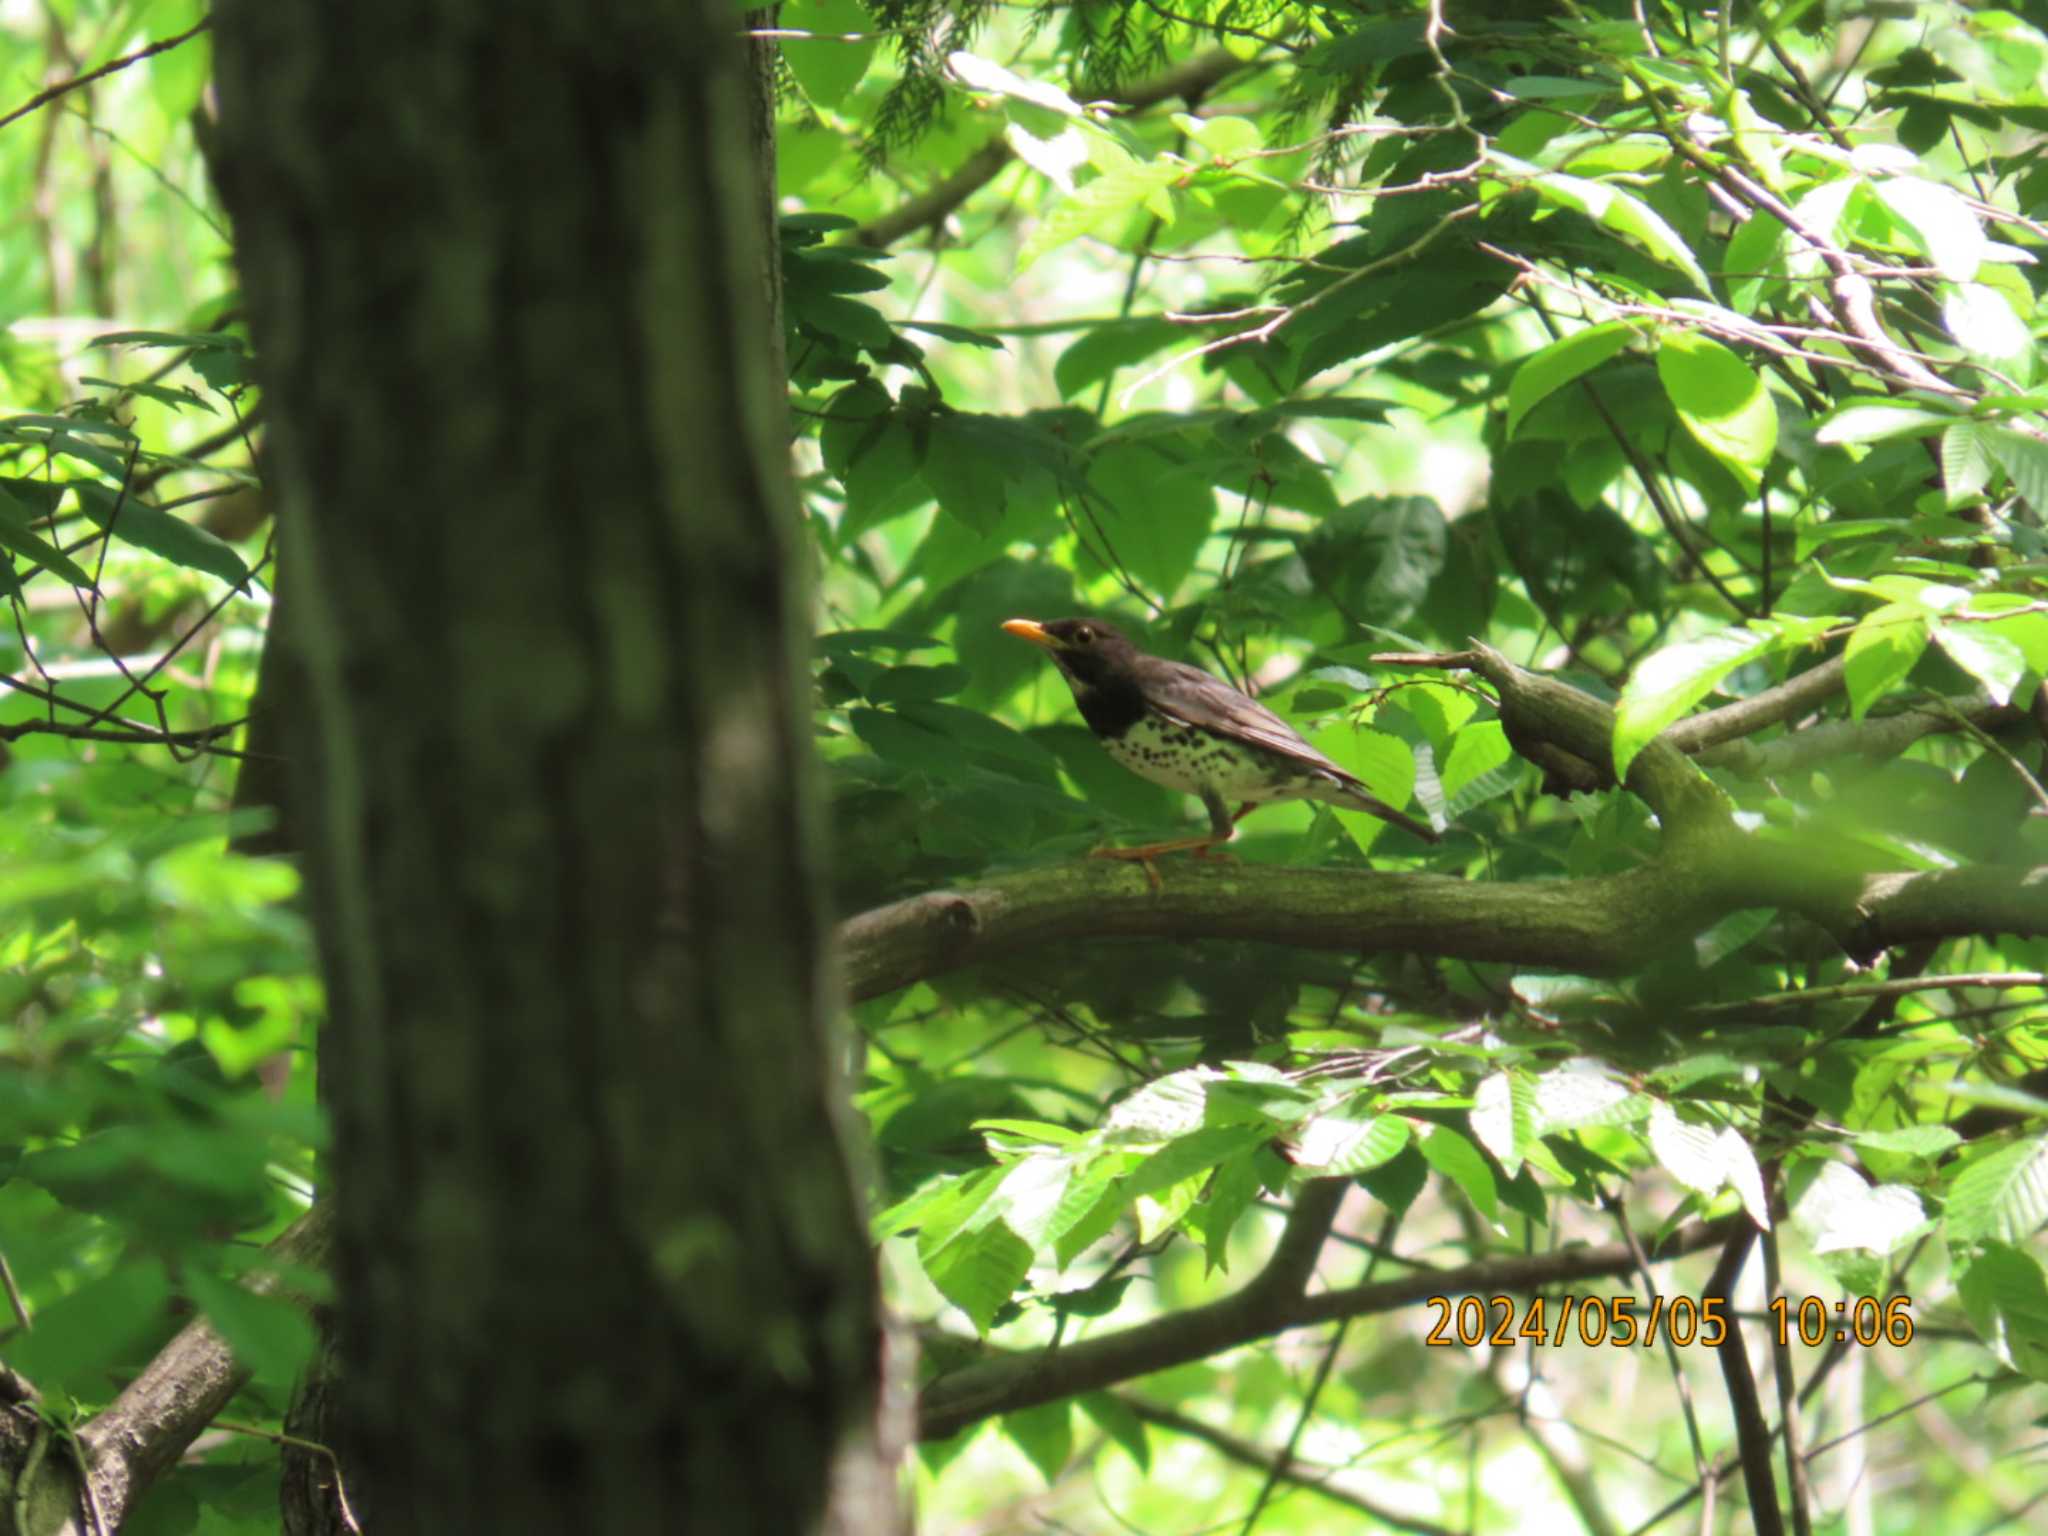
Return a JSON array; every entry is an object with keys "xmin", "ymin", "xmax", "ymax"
[{"xmin": 209, "ymin": 4, "xmax": 881, "ymax": 1531}]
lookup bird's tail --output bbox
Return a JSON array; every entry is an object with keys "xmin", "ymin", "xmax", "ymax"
[{"xmin": 1323, "ymin": 785, "xmax": 1441, "ymax": 843}]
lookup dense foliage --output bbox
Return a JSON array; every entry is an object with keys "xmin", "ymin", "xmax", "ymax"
[{"xmin": 1, "ymin": 1, "xmax": 2046, "ymax": 1532}]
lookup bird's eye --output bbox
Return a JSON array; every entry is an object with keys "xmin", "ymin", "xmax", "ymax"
[{"xmin": 1074, "ymin": 626, "xmax": 1094, "ymax": 644}]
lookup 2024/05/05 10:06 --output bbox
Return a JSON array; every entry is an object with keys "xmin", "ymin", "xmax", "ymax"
[{"xmin": 1423, "ymin": 1294, "xmax": 1915, "ymax": 1348}]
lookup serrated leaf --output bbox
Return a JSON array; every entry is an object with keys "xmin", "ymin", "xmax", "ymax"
[
  {"xmin": 1843, "ymin": 603, "xmax": 1928, "ymax": 717},
  {"xmin": 1693, "ymin": 907, "xmax": 1775, "ymax": 968},
  {"xmin": 1470, "ymin": 1071, "xmax": 1535, "ymax": 1176},
  {"xmin": 1122, "ymin": 1125, "xmax": 1267, "ymax": 1202},
  {"xmin": 1946, "ymin": 1136, "xmax": 2048, "ymax": 1247},
  {"xmin": 1647, "ymin": 1101, "xmax": 1725, "ymax": 1193},
  {"xmin": 1508, "ymin": 321, "xmax": 1639, "ymax": 436},
  {"xmin": 1290, "ymin": 1111, "xmax": 1410, "ymax": 1174},
  {"xmin": 924, "ymin": 1221, "xmax": 1034, "ymax": 1333},
  {"xmin": 1103, "ymin": 1069, "xmax": 1215, "ymax": 1142},
  {"xmin": 1958, "ymin": 1241, "xmax": 2048, "ymax": 1381},
  {"xmin": 1813, "ymin": 398, "xmax": 1959, "ymax": 445},
  {"xmin": 1194, "ymin": 1149, "xmax": 1265, "ymax": 1271},
  {"xmin": 1421, "ymin": 1126, "xmax": 1498, "ymax": 1220},
  {"xmin": 1875, "ymin": 176, "xmax": 1985, "ymax": 282},
  {"xmin": 1532, "ymin": 1058, "xmax": 1644, "ymax": 1133},
  {"xmin": 1439, "ymin": 720, "xmax": 1510, "ymax": 804},
  {"xmin": 1850, "ymin": 1125, "xmax": 1961, "ymax": 1158},
  {"xmin": 1018, "ymin": 160, "xmax": 1181, "ymax": 271},
  {"xmin": 1986, "ymin": 427, "xmax": 2048, "ymax": 515},
  {"xmin": 1492, "ymin": 152, "xmax": 1710, "ymax": 291},
  {"xmin": 1932, "ymin": 623, "xmax": 2027, "ymax": 705},
  {"xmin": 1944, "ymin": 283, "xmax": 2030, "ymax": 365},
  {"xmin": 1790, "ymin": 1159, "xmax": 1925, "ymax": 1256},
  {"xmin": 1656, "ymin": 332, "xmax": 1776, "ymax": 494},
  {"xmin": 1943, "ymin": 420, "xmax": 1992, "ymax": 504},
  {"xmin": 1717, "ymin": 1128, "xmax": 1771, "ymax": 1229},
  {"xmin": 1613, "ymin": 626, "xmax": 1783, "ymax": 778}
]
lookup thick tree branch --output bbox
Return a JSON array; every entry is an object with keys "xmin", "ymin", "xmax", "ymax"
[
  {"xmin": 1703, "ymin": 693, "xmax": 2015, "ymax": 779},
  {"xmin": 2, "ymin": 1205, "xmax": 338, "ymax": 1535},
  {"xmin": 839, "ymin": 853, "xmax": 2048, "ymax": 1002},
  {"xmin": 917, "ymin": 1216, "xmax": 1734, "ymax": 1439},
  {"xmin": 1672, "ymin": 656, "xmax": 1845, "ymax": 755}
]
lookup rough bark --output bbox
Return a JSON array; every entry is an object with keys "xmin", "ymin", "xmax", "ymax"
[{"xmin": 210, "ymin": 4, "xmax": 881, "ymax": 1532}]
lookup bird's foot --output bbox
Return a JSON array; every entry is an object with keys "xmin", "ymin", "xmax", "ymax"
[{"xmin": 1089, "ymin": 836, "xmax": 1231, "ymax": 891}]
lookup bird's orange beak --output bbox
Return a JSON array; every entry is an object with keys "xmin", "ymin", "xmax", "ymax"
[{"xmin": 1000, "ymin": 618, "xmax": 1057, "ymax": 650}]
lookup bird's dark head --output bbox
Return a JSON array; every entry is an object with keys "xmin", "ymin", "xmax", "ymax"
[{"xmin": 1000, "ymin": 616, "xmax": 1142, "ymax": 689}]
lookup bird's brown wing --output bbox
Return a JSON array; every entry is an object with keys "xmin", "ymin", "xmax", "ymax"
[{"xmin": 1143, "ymin": 659, "xmax": 1362, "ymax": 788}]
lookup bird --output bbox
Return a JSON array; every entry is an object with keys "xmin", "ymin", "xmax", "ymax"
[{"xmin": 1001, "ymin": 616, "xmax": 1440, "ymax": 873}]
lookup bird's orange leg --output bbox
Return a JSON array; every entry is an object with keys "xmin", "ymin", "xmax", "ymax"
[{"xmin": 1090, "ymin": 796, "xmax": 1244, "ymax": 886}]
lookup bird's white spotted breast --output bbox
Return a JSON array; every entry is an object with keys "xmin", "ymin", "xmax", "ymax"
[{"xmin": 1103, "ymin": 712, "xmax": 1308, "ymax": 801}]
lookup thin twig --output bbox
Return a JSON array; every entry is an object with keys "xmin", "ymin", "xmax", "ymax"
[{"xmin": 0, "ymin": 17, "xmax": 211, "ymax": 136}]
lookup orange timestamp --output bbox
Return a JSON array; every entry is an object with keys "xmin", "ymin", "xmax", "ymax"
[
  {"xmin": 1422, "ymin": 1294, "xmax": 1917, "ymax": 1349},
  {"xmin": 1425, "ymin": 1294, "xmax": 1731, "ymax": 1349}
]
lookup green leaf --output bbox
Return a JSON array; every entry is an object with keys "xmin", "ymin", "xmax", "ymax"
[
  {"xmin": 1470, "ymin": 1071, "xmax": 1536, "ymax": 1176},
  {"xmin": 1083, "ymin": 441, "xmax": 1214, "ymax": 598},
  {"xmin": 1646, "ymin": 1101, "xmax": 1725, "ymax": 1193},
  {"xmin": 1958, "ymin": 1241, "xmax": 2048, "ymax": 1381},
  {"xmin": 1018, "ymin": 160, "xmax": 1181, "ymax": 272},
  {"xmin": 1003, "ymin": 1401, "xmax": 1074, "ymax": 1484},
  {"xmin": 1438, "ymin": 720, "xmax": 1510, "ymax": 806},
  {"xmin": 924, "ymin": 1220, "xmax": 1034, "ymax": 1333},
  {"xmin": 1421, "ymin": 1126, "xmax": 1498, "ymax": 1220},
  {"xmin": 794, "ymin": 292, "xmax": 895, "ymax": 351},
  {"xmin": 1693, "ymin": 907, "xmax": 1775, "ymax": 968},
  {"xmin": 1492, "ymin": 152, "xmax": 1710, "ymax": 292},
  {"xmin": 1946, "ymin": 1135, "xmax": 2048, "ymax": 1247},
  {"xmin": 1932, "ymin": 624, "xmax": 2028, "ymax": 705},
  {"xmin": 1873, "ymin": 176, "xmax": 1985, "ymax": 282},
  {"xmin": 1943, "ymin": 421, "xmax": 1993, "ymax": 503},
  {"xmin": 899, "ymin": 320, "xmax": 1006, "ymax": 349},
  {"xmin": 1843, "ymin": 603, "xmax": 1929, "ymax": 718},
  {"xmin": 1986, "ymin": 427, "xmax": 2048, "ymax": 515},
  {"xmin": 1078, "ymin": 1393, "xmax": 1151, "ymax": 1470},
  {"xmin": 922, "ymin": 417, "xmax": 1017, "ymax": 535},
  {"xmin": 0, "ymin": 485, "xmax": 98, "ymax": 587},
  {"xmin": 780, "ymin": 0, "xmax": 877, "ymax": 109},
  {"xmin": 73, "ymin": 481, "xmax": 253, "ymax": 585},
  {"xmin": 1531, "ymin": 1059, "xmax": 1645, "ymax": 1134},
  {"xmin": 81, "ymin": 375, "xmax": 216, "ymax": 415},
  {"xmin": 1122, "ymin": 1124, "xmax": 1268, "ymax": 1201},
  {"xmin": 1054, "ymin": 317, "xmax": 1183, "ymax": 399},
  {"xmin": 3, "ymin": 1257, "xmax": 172, "ymax": 1393},
  {"xmin": 1309, "ymin": 722, "xmax": 1419, "ymax": 851},
  {"xmin": 1507, "ymin": 321, "xmax": 1639, "ymax": 435},
  {"xmin": 1302, "ymin": 495, "xmax": 1447, "ymax": 625},
  {"xmin": 183, "ymin": 1262, "xmax": 318, "ymax": 1386},
  {"xmin": 1290, "ymin": 1110, "xmax": 1411, "ymax": 1174},
  {"xmin": 1850, "ymin": 1125, "xmax": 1961, "ymax": 1159},
  {"xmin": 1656, "ymin": 332, "xmax": 1776, "ymax": 494},
  {"xmin": 1195, "ymin": 1150, "xmax": 1266, "ymax": 1270},
  {"xmin": 1789, "ymin": 1158, "xmax": 1926, "ymax": 1256},
  {"xmin": 1813, "ymin": 397, "xmax": 1959, "ymax": 445},
  {"xmin": 1613, "ymin": 625, "xmax": 1786, "ymax": 779}
]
